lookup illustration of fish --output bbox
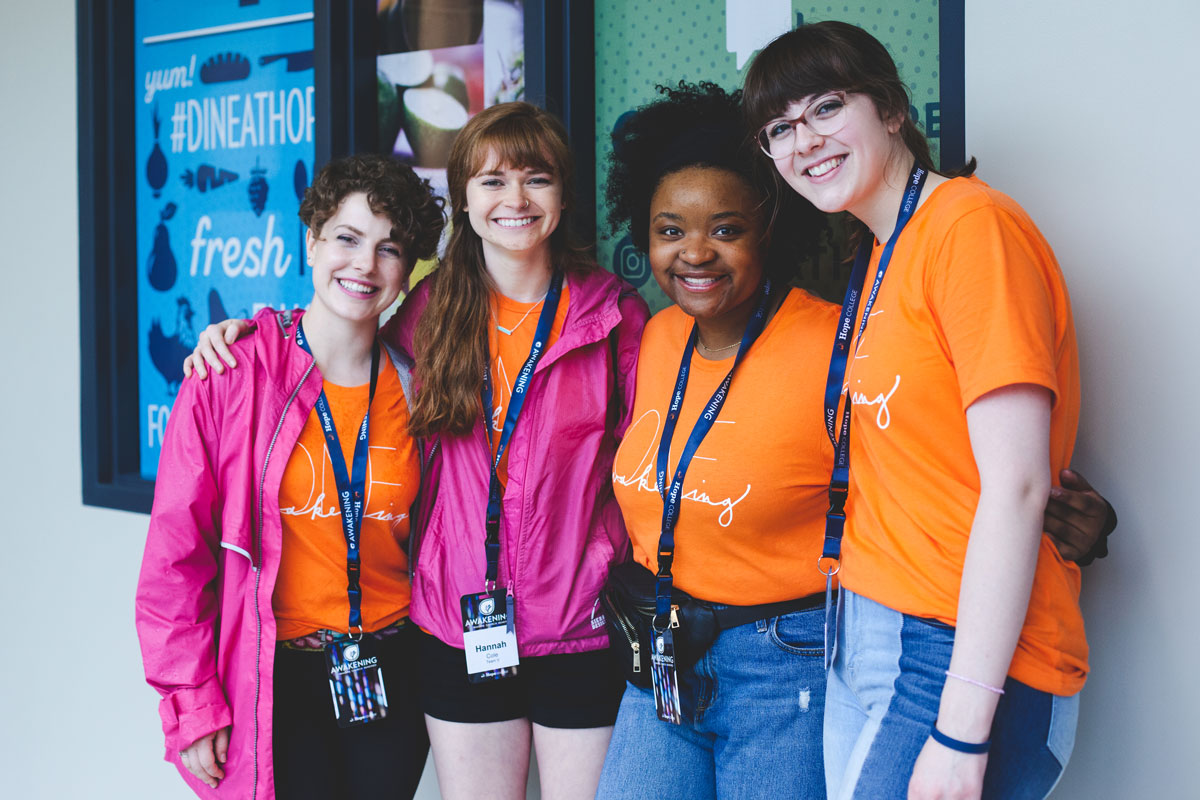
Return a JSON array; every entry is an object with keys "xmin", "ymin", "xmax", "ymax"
[{"xmin": 259, "ymin": 50, "xmax": 313, "ymax": 71}]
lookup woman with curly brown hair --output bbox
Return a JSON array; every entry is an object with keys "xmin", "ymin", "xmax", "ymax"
[{"xmin": 137, "ymin": 153, "xmax": 444, "ymax": 799}]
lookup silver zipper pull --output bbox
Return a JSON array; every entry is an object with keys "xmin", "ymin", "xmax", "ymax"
[
  {"xmin": 670, "ymin": 606, "xmax": 680, "ymax": 629},
  {"xmin": 631, "ymin": 641, "xmax": 641, "ymax": 672}
]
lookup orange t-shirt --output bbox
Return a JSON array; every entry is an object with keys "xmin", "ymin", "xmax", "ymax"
[
  {"xmin": 840, "ymin": 176, "xmax": 1086, "ymax": 695},
  {"xmin": 613, "ymin": 288, "xmax": 839, "ymax": 605},
  {"xmin": 486, "ymin": 285, "xmax": 570, "ymax": 486},
  {"xmin": 273, "ymin": 353, "xmax": 420, "ymax": 639}
]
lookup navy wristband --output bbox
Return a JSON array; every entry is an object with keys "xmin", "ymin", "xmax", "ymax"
[{"xmin": 930, "ymin": 725, "xmax": 990, "ymax": 754}]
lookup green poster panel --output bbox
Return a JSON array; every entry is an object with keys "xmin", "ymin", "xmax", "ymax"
[{"xmin": 594, "ymin": 0, "xmax": 959, "ymax": 312}]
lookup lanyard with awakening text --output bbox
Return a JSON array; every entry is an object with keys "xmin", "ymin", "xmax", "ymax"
[
  {"xmin": 295, "ymin": 321, "xmax": 381, "ymax": 635},
  {"xmin": 820, "ymin": 161, "xmax": 928, "ymax": 666},
  {"xmin": 653, "ymin": 280, "xmax": 775, "ymax": 630},
  {"xmin": 479, "ymin": 270, "xmax": 565, "ymax": 594}
]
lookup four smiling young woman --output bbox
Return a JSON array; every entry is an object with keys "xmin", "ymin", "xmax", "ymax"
[{"xmin": 154, "ymin": 22, "xmax": 1110, "ymax": 800}]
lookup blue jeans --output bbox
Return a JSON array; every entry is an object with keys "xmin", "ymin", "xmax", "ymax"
[
  {"xmin": 596, "ymin": 606, "xmax": 826, "ymax": 800},
  {"xmin": 824, "ymin": 590, "xmax": 1079, "ymax": 800}
]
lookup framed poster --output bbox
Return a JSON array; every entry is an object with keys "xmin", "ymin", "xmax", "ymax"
[
  {"xmin": 593, "ymin": 0, "xmax": 965, "ymax": 311},
  {"xmin": 134, "ymin": 0, "xmax": 316, "ymax": 480},
  {"xmin": 81, "ymin": 0, "xmax": 318, "ymax": 512},
  {"xmin": 79, "ymin": 0, "xmax": 588, "ymax": 512}
]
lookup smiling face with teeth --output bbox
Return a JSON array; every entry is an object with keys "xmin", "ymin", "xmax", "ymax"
[
  {"xmin": 464, "ymin": 149, "xmax": 563, "ymax": 265},
  {"xmin": 649, "ymin": 167, "xmax": 769, "ymax": 354},
  {"xmin": 306, "ymin": 191, "xmax": 408, "ymax": 331},
  {"xmin": 771, "ymin": 91, "xmax": 910, "ymax": 237}
]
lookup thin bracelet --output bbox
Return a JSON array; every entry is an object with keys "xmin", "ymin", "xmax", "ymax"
[
  {"xmin": 945, "ymin": 670, "xmax": 1005, "ymax": 695},
  {"xmin": 930, "ymin": 724, "xmax": 990, "ymax": 754}
]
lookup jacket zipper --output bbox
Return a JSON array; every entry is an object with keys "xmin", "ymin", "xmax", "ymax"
[
  {"xmin": 607, "ymin": 602, "xmax": 642, "ymax": 674},
  {"xmin": 408, "ymin": 436, "xmax": 439, "ymax": 579},
  {"xmin": 252, "ymin": 358, "xmax": 314, "ymax": 799},
  {"xmin": 478, "ymin": 421, "xmax": 502, "ymax": 589}
]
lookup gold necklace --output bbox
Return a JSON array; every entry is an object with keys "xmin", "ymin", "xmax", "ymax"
[
  {"xmin": 492, "ymin": 294, "xmax": 546, "ymax": 335},
  {"xmin": 697, "ymin": 337, "xmax": 739, "ymax": 353}
]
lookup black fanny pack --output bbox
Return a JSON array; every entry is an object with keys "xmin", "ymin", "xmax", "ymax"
[{"xmin": 601, "ymin": 561, "xmax": 823, "ymax": 689}]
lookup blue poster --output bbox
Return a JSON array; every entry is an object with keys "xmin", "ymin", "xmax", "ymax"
[{"xmin": 135, "ymin": 0, "xmax": 315, "ymax": 479}]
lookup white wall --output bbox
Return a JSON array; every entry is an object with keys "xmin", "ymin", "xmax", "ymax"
[
  {"xmin": 965, "ymin": 2, "xmax": 1200, "ymax": 797},
  {"xmin": 1, "ymin": 1, "xmax": 1195, "ymax": 797}
]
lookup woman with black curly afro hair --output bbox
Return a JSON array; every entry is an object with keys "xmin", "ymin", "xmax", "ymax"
[
  {"xmin": 597, "ymin": 80, "xmax": 841, "ymax": 799},
  {"xmin": 596, "ymin": 80, "xmax": 1112, "ymax": 800}
]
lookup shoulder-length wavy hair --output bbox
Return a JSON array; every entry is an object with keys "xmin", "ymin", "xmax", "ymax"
[
  {"xmin": 408, "ymin": 102, "xmax": 595, "ymax": 437},
  {"xmin": 742, "ymin": 21, "xmax": 975, "ymax": 250}
]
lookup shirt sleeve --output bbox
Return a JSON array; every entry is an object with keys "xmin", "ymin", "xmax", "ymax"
[{"xmin": 925, "ymin": 205, "xmax": 1063, "ymax": 410}]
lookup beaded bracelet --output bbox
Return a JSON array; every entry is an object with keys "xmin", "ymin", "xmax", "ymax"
[{"xmin": 945, "ymin": 670, "xmax": 1005, "ymax": 695}]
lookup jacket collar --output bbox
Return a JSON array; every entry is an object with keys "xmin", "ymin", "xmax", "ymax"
[{"xmin": 385, "ymin": 266, "xmax": 632, "ymax": 373}]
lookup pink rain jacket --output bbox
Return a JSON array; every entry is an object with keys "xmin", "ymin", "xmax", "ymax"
[
  {"xmin": 383, "ymin": 268, "xmax": 648, "ymax": 656},
  {"xmin": 135, "ymin": 308, "xmax": 419, "ymax": 799}
]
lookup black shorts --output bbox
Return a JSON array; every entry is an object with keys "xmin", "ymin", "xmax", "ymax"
[
  {"xmin": 273, "ymin": 625, "xmax": 428, "ymax": 799},
  {"xmin": 416, "ymin": 628, "xmax": 625, "ymax": 729}
]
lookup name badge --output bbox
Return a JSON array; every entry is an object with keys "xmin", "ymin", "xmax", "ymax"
[
  {"xmin": 324, "ymin": 638, "xmax": 387, "ymax": 728},
  {"xmin": 461, "ymin": 590, "xmax": 519, "ymax": 683},
  {"xmin": 650, "ymin": 628, "xmax": 683, "ymax": 725}
]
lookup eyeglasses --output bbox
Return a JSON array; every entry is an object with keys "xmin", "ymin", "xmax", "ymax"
[{"xmin": 756, "ymin": 92, "xmax": 849, "ymax": 159}]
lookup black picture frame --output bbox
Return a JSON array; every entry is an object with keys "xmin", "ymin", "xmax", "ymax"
[
  {"xmin": 314, "ymin": 0, "xmax": 596, "ymax": 233},
  {"xmin": 78, "ymin": 0, "xmax": 148, "ymax": 513},
  {"xmin": 79, "ymin": 0, "xmax": 590, "ymax": 513},
  {"xmin": 525, "ymin": 0, "xmax": 596, "ymax": 241},
  {"xmin": 80, "ymin": 0, "xmax": 330, "ymax": 514}
]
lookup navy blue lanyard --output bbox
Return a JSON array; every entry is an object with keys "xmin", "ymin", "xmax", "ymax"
[
  {"xmin": 820, "ymin": 162, "xmax": 928, "ymax": 572},
  {"xmin": 652, "ymin": 280, "xmax": 775, "ymax": 628},
  {"xmin": 295, "ymin": 322, "xmax": 381, "ymax": 634},
  {"xmin": 479, "ymin": 270, "xmax": 565, "ymax": 588}
]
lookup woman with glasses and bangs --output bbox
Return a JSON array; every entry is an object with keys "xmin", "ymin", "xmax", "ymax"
[
  {"xmin": 595, "ymin": 75, "xmax": 1109, "ymax": 800},
  {"xmin": 742, "ymin": 21, "xmax": 1088, "ymax": 800}
]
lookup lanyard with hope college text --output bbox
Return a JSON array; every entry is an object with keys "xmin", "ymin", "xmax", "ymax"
[
  {"xmin": 479, "ymin": 270, "xmax": 564, "ymax": 603},
  {"xmin": 295, "ymin": 321, "xmax": 381, "ymax": 636},
  {"xmin": 820, "ymin": 161, "xmax": 928, "ymax": 667},
  {"xmin": 652, "ymin": 280, "xmax": 775, "ymax": 630}
]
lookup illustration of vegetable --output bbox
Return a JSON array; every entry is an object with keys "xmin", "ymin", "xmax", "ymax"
[
  {"xmin": 147, "ymin": 202, "xmax": 178, "ymax": 292},
  {"xmin": 180, "ymin": 164, "xmax": 239, "ymax": 193},
  {"xmin": 248, "ymin": 158, "xmax": 269, "ymax": 216},
  {"xmin": 294, "ymin": 159, "xmax": 309, "ymax": 275},
  {"xmin": 146, "ymin": 105, "xmax": 168, "ymax": 198}
]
